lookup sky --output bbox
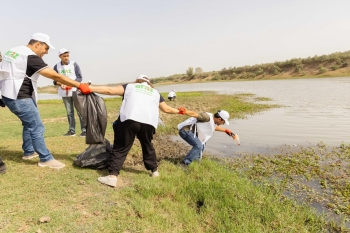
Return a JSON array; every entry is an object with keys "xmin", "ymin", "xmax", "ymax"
[{"xmin": 1, "ymin": 0, "xmax": 350, "ymax": 87}]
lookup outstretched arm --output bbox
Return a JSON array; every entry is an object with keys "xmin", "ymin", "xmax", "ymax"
[
  {"xmin": 39, "ymin": 67, "xmax": 81, "ymax": 87},
  {"xmin": 159, "ymin": 103, "xmax": 200, "ymax": 117},
  {"xmin": 215, "ymin": 125, "xmax": 227, "ymax": 133},
  {"xmin": 183, "ymin": 109, "xmax": 199, "ymax": 118},
  {"xmin": 89, "ymin": 85, "xmax": 125, "ymax": 96},
  {"xmin": 159, "ymin": 102, "xmax": 181, "ymax": 114},
  {"xmin": 216, "ymin": 125, "xmax": 236, "ymax": 136},
  {"xmin": 216, "ymin": 125, "xmax": 240, "ymax": 145}
]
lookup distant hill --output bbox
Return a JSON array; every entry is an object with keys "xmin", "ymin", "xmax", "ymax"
[{"xmin": 150, "ymin": 50, "xmax": 350, "ymax": 84}]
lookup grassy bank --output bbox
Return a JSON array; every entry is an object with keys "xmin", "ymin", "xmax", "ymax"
[{"xmin": 0, "ymin": 92, "xmax": 342, "ymax": 232}]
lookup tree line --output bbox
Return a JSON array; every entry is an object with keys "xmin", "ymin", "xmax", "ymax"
[{"xmin": 151, "ymin": 50, "xmax": 350, "ymax": 84}]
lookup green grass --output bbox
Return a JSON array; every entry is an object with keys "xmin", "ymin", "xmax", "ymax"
[{"xmin": 0, "ymin": 92, "xmax": 337, "ymax": 232}]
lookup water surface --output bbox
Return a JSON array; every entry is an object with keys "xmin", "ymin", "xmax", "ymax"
[{"xmin": 154, "ymin": 77, "xmax": 350, "ymax": 155}]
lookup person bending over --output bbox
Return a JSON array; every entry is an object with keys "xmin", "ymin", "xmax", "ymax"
[
  {"xmin": 178, "ymin": 109, "xmax": 238, "ymax": 166},
  {"xmin": 80, "ymin": 75, "xmax": 187, "ymax": 187}
]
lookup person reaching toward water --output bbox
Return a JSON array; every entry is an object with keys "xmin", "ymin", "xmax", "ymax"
[
  {"xmin": 78, "ymin": 74, "xmax": 188, "ymax": 187},
  {"xmin": 177, "ymin": 109, "xmax": 239, "ymax": 166}
]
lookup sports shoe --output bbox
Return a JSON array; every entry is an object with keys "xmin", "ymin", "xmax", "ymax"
[
  {"xmin": 0, "ymin": 162, "xmax": 6, "ymax": 174},
  {"xmin": 98, "ymin": 175, "xmax": 117, "ymax": 187},
  {"xmin": 63, "ymin": 130, "xmax": 76, "ymax": 136},
  {"xmin": 179, "ymin": 161, "xmax": 189, "ymax": 170},
  {"xmin": 22, "ymin": 152, "xmax": 39, "ymax": 160},
  {"xmin": 79, "ymin": 131, "xmax": 86, "ymax": 137},
  {"xmin": 38, "ymin": 159, "xmax": 65, "ymax": 169},
  {"xmin": 151, "ymin": 171, "xmax": 160, "ymax": 177}
]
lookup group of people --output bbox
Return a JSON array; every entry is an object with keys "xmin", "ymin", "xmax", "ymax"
[{"xmin": 0, "ymin": 33, "xmax": 238, "ymax": 188}]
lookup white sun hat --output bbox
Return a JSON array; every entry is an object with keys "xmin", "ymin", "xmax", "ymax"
[{"xmin": 31, "ymin": 33, "xmax": 55, "ymax": 49}]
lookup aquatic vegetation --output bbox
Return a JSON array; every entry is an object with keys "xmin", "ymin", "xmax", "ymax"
[{"xmin": 224, "ymin": 142, "xmax": 350, "ymax": 220}]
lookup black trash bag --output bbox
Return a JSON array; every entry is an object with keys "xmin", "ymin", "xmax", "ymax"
[
  {"xmin": 74, "ymin": 139, "xmax": 112, "ymax": 169},
  {"xmin": 73, "ymin": 90, "xmax": 107, "ymax": 144}
]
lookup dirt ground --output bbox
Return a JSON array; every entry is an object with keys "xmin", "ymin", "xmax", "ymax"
[{"xmin": 123, "ymin": 134, "xmax": 191, "ymax": 167}]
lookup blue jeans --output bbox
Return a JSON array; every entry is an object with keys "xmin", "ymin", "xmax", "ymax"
[
  {"xmin": 2, "ymin": 96, "xmax": 53, "ymax": 162},
  {"xmin": 62, "ymin": 96, "xmax": 85, "ymax": 133},
  {"xmin": 179, "ymin": 129, "xmax": 204, "ymax": 165}
]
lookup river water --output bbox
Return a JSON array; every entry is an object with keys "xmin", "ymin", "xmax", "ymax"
[
  {"xmin": 155, "ymin": 77, "xmax": 350, "ymax": 156},
  {"xmin": 40, "ymin": 77, "xmax": 350, "ymax": 155}
]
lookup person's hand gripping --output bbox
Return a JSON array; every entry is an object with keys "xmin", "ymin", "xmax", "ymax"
[
  {"xmin": 78, "ymin": 83, "xmax": 91, "ymax": 95},
  {"xmin": 178, "ymin": 107, "xmax": 186, "ymax": 115}
]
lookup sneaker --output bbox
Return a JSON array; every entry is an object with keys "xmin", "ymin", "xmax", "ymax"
[
  {"xmin": 38, "ymin": 159, "xmax": 65, "ymax": 169},
  {"xmin": 151, "ymin": 171, "xmax": 160, "ymax": 177},
  {"xmin": 98, "ymin": 175, "xmax": 117, "ymax": 187},
  {"xmin": 63, "ymin": 130, "xmax": 76, "ymax": 136},
  {"xmin": 22, "ymin": 152, "xmax": 39, "ymax": 160},
  {"xmin": 0, "ymin": 162, "xmax": 6, "ymax": 174},
  {"xmin": 79, "ymin": 131, "xmax": 86, "ymax": 137},
  {"xmin": 179, "ymin": 161, "xmax": 189, "ymax": 170}
]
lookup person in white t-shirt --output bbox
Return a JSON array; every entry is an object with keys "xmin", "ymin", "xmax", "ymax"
[
  {"xmin": 168, "ymin": 89, "xmax": 176, "ymax": 101},
  {"xmin": 53, "ymin": 48, "xmax": 86, "ymax": 137},
  {"xmin": 177, "ymin": 110, "xmax": 239, "ymax": 166},
  {"xmin": 80, "ymin": 75, "xmax": 188, "ymax": 187},
  {"xmin": 0, "ymin": 33, "xmax": 91, "ymax": 170}
]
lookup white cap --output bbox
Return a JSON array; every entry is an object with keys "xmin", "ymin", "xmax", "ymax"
[
  {"xmin": 172, "ymin": 90, "xmax": 175, "ymax": 92},
  {"xmin": 218, "ymin": 110, "xmax": 230, "ymax": 125},
  {"xmin": 58, "ymin": 48, "xmax": 69, "ymax": 56},
  {"xmin": 137, "ymin": 74, "xmax": 149, "ymax": 82},
  {"xmin": 31, "ymin": 33, "xmax": 55, "ymax": 49}
]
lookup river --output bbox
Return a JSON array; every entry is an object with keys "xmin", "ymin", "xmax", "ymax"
[{"xmin": 156, "ymin": 77, "xmax": 350, "ymax": 156}]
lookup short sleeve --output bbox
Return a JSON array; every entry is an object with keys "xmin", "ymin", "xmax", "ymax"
[
  {"xmin": 26, "ymin": 55, "xmax": 48, "ymax": 77},
  {"xmin": 159, "ymin": 95, "xmax": 165, "ymax": 103},
  {"xmin": 121, "ymin": 84, "xmax": 128, "ymax": 100}
]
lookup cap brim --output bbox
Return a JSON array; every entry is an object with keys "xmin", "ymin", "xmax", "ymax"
[{"xmin": 45, "ymin": 41, "xmax": 55, "ymax": 49}]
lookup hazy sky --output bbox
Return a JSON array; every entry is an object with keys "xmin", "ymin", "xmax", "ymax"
[{"xmin": 1, "ymin": 0, "xmax": 350, "ymax": 87}]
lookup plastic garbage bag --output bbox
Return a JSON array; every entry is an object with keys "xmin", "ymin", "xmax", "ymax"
[
  {"xmin": 73, "ymin": 90, "xmax": 107, "ymax": 144},
  {"xmin": 73, "ymin": 90, "xmax": 111, "ymax": 169},
  {"xmin": 74, "ymin": 139, "xmax": 112, "ymax": 169}
]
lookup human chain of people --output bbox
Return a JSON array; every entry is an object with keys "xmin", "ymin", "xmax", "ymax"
[{"xmin": 0, "ymin": 33, "xmax": 239, "ymax": 188}]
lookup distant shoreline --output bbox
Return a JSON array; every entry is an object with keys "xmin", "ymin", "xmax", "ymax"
[{"xmin": 38, "ymin": 73, "xmax": 350, "ymax": 94}]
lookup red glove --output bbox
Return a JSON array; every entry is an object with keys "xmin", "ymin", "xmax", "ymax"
[
  {"xmin": 78, "ymin": 83, "xmax": 91, "ymax": 95},
  {"xmin": 225, "ymin": 129, "xmax": 234, "ymax": 136},
  {"xmin": 65, "ymin": 86, "xmax": 72, "ymax": 91},
  {"xmin": 178, "ymin": 107, "xmax": 186, "ymax": 115}
]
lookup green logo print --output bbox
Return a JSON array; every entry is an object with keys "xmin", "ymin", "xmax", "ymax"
[
  {"xmin": 60, "ymin": 69, "xmax": 72, "ymax": 75},
  {"xmin": 5, "ymin": 50, "xmax": 19, "ymax": 59},
  {"xmin": 135, "ymin": 84, "xmax": 154, "ymax": 95}
]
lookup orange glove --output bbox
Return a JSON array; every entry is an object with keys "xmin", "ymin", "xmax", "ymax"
[
  {"xmin": 178, "ymin": 107, "xmax": 186, "ymax": 115},
  {"xmin": 78, "ymin": 83, "xmax": 91, "ymax": 95},
  {"xmin": 65, "ymin": 86, "xmax": 72, "ymax": 96},
  {"xmin": 225, "ymin": 129, "xmax": 234, "ymax": 136}
]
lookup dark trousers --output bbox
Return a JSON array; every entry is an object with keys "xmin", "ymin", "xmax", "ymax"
[{"xmin": 109, "ymin": 119, "xmax": 157, "ymax": 176}]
